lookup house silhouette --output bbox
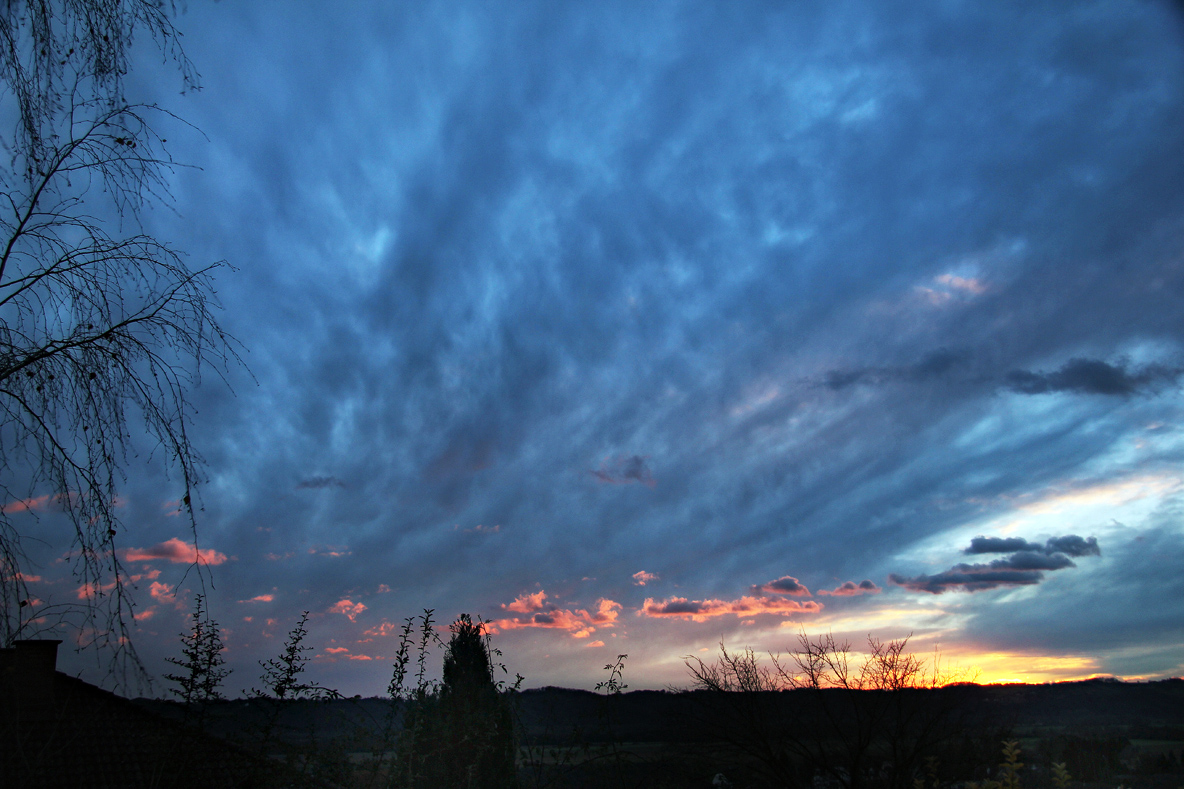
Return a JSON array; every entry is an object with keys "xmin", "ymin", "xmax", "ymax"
[{"xmin": 0, "ymin": 639, "xmax": 294, "ymax": 788}]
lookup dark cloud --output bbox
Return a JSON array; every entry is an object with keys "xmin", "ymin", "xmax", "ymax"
[
  {"xmin": 823, "ymin": 349, "xmax": 969, "ymax": 391},
  {"xmin": 1005, "ymin": 358, "xmax": 1181, "ymax": 396},
  {"xmin": 590, "ymin": 455, "xmax": 656, "ymax": 488},
  {"xmin": 753, "ymin": 575, "xmax": 812, "ymax": 596},
  {"xmin": 965, "ymin": 536, "xmax": 1044, "ymax": 554},
  {"xmin": 817, "ymin": 579, "xmax": 881, "ymax": 597},
  {"xmin": 1045, "ymin": 535, "xmax": 1101, "ymax": 557},
  {"xmin": 893, "ymin": 535, "xmax": 1098, "ymax": 593},
  {"xmin": 296, "ymin": 476, "xmax": 347, "ymax": 490},
  {"xmin": 966, "ymin": 534, "xmax": 1100, "ymax": 557}
]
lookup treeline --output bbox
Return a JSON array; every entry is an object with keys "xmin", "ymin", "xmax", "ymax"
[{"xmin": 153, "ymin": 601, "xmax": 1184, "ymax": 788}]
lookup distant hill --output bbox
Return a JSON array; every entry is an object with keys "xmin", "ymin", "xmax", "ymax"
[{"xmin": 133, "ymin": 677, "xmax": 1184, "ymax": 747}]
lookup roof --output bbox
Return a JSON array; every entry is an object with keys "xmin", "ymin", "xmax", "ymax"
[{"xmin": 0, "ymin": 640, "xmax": 301, "ymax": 788}]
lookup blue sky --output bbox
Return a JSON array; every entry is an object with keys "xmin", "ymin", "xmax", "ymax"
[{"xmin": 14, "ymin": 0, "xmax": 1184, "ymax": 694}]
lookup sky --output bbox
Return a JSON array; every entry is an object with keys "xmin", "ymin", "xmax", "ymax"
[{"xmin": 10, "ymin": 0, "xmax": 1184, "ymax": 696}]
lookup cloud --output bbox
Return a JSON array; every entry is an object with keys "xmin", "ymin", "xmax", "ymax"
[
  {"xmin": 504, "ymin": 590, "xmax": 548, "ymax": 613},
  {"xmin": 632, "ymin": 570, "xmax": 658, "ymax": 586},
  {"xmin": 891, "ymin": 534, "xmax": 1099, "ymax": 593},
  {"xmin": 753, "ymin": 575, "xmax": 812, "ymax": 596},
  {"xmin": 817, "ymin": 579, "xmax": 881, "ymax": 596},
  {"xmin": 2, "ymin": 494, "xmax": 50, "ymax": 514},
  {"xmin": 149, "ymin": 581, "xmax": 174, "ymax": 603},
  {"xmin": 123, "ymin": 538, "xmax": 228, "ymax": 566},
  {"xmin": 493, "ymin": 591, "xmax": 620, "ymax": 638},
  {"xmin": 328, "ymin": 598, "xmax": 367, "ymax": 622},
  {"xmin": 640, "ymin": 594, "xmax": 822, "ymax": 622},
  {"xmin": 238, "ymin": 593, "xmax": 275, "ymax": 603},
  {"xmin": 296, "ymin": 476, "xmax": 347, "ymax": 489},
  {"xmin": 308, "ymin": 545, "xmax": 351, "ymax": 558},
  {"xmin": 966, "ymin": 534, "xmax": 1101, "ymax": 557},
  {"xmin": 325, "ymin": 646, "xmax": 350, "ymax": 654},
  {"xmin": 1005, "ymin": 358, "xmax": 1180, "ymax": 396},
  {"xmin": 591, "ymin": 455, "xmax": 656, "ymax": 487},
  {"xmin": 822, "ymin": 349, "xmax": 968, "ymax": 391},
  {"xmin": 586, "ymin": 640, "xmax": 605, "ymax": 648},
  {"xmin": 363, "ymin": 620, "xmax": 401, "ymax": 638}
]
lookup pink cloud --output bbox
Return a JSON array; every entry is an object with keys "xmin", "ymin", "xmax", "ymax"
[
  {"xmin": 935, "ymin": 273, "xmax": 986, "ymax": 294},
  {"xmin": 123, "ymin": 537, "xmax": 227, "ymax": 566},
  {"xmin": 817, "ymin": 580, "xmax": 882, "ymax": 597},
  {"xmin": 632, "ymin": 570, "xmax": 658, "ymax": 586},
  {"xmin": 587, "ymin": 640, "xmax": 605, "ymax": 648},
  {"xmin": 76, "ymin": 581, "xmax": 116, "ymax": 600},
  {"xmin": 265, "ymin": 551, "xmax": 295, "ymax": 561},
  {"xmin": 348, "ymin": 654, "xmax": 374, "ymax": 661},
  {"xmin": 641, "ymin": 594, "xmax": 822, "ymax": 622},
  {"xmin": 504, "ymin": 590, "xmax": 548, "ymax": 613},
  {"xmin": 328, "ymin": 598, "xmax": 367, "ymax": 622},
  {"xmin": 363, "ymin": 620, "xmax": 400, "ymax": 638},
  {"xmin": 492, "ymin": 591, "xmax": 620, "ymax": 639},
  {"xmin": 1, "ymin": 494, "xmax": 50, "ymax": 514},
  {"xmin": 753, "ymin": 575, "xmax": 812, "ymax": 596},
  {"xmin": 134, "ymin": 607, "xmax": 157, "ymax": 622},
  {"xmin": 149, "ymin": 581, "xmax": 174, "ymax": 604},
  {"xmin": 308, "ymin": 545, "xmax": 351, "ymax": 558},
  {"xmin": 377, "ymin": 584, "xmax": 391, "ymax": 593},
  {"xmin": 238, "ymin": 593, "xmax": 275, "ymax": 603},
  {"xmin": 325, "ymin": 646, "xmax": 350, "ymax": 654}
]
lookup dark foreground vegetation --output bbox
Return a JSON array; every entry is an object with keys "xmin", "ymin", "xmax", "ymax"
[{"xmin": 119, "ymin": 607, "xmax": 1184, "ymax": 789}]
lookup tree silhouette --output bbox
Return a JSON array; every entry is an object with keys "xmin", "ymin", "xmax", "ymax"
[
  {"xmin": 163, "ymin": 593, "xmax": 229, "ymax": 730},
  {"xmin": 0, "ymin": 0, "xmax": 239, "ymax": 680},
  {"xmin": 396, "ymin": 614, "xmax": 519, "ymax": 788}
]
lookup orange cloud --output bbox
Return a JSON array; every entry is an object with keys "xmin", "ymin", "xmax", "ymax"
[
  {"xmin": 587, "ymin": 640, "xmax": 605, "ymax": 648},
  {"xmin": 632, "ymin": 570, "xmax": 658, "ymax": 586},
  {"xmin": 123, "ymin": 538, "xmax": 228, "ymax": 565},
  {"xmin": 325, "ymin": 646, "xmax": 350, "ymax": 654},
  {"xmin": 641, "ymin": 594, "xmax": 822, "ymax": 622},
  {"xmin": 348, "ymin": 654, "xmax": 374, "ymax": 661},
  {"xmin": 238, "ymin": 593, "xmax": 275, "ymax": 603},
  {"xmin": 492, "ymin": 591, "xmax": 620, "ymax": 639},
  {"xmin": 328, "ymin": 598, "xmax": 367, "ymax": 622}
]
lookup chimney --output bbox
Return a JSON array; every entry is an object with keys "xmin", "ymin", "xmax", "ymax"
[
  {"xmin": 1, "ymin": 640, "xmax": 62, "ymax": 712},
  {"xmin": 14, "ymin": 638, "xmax": 61, "ymax": 674}
]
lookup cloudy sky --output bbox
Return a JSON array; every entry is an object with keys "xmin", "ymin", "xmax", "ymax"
[{"xmin": 16, "ymin": 0, "xmax": 1184, "ymax": 695}]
